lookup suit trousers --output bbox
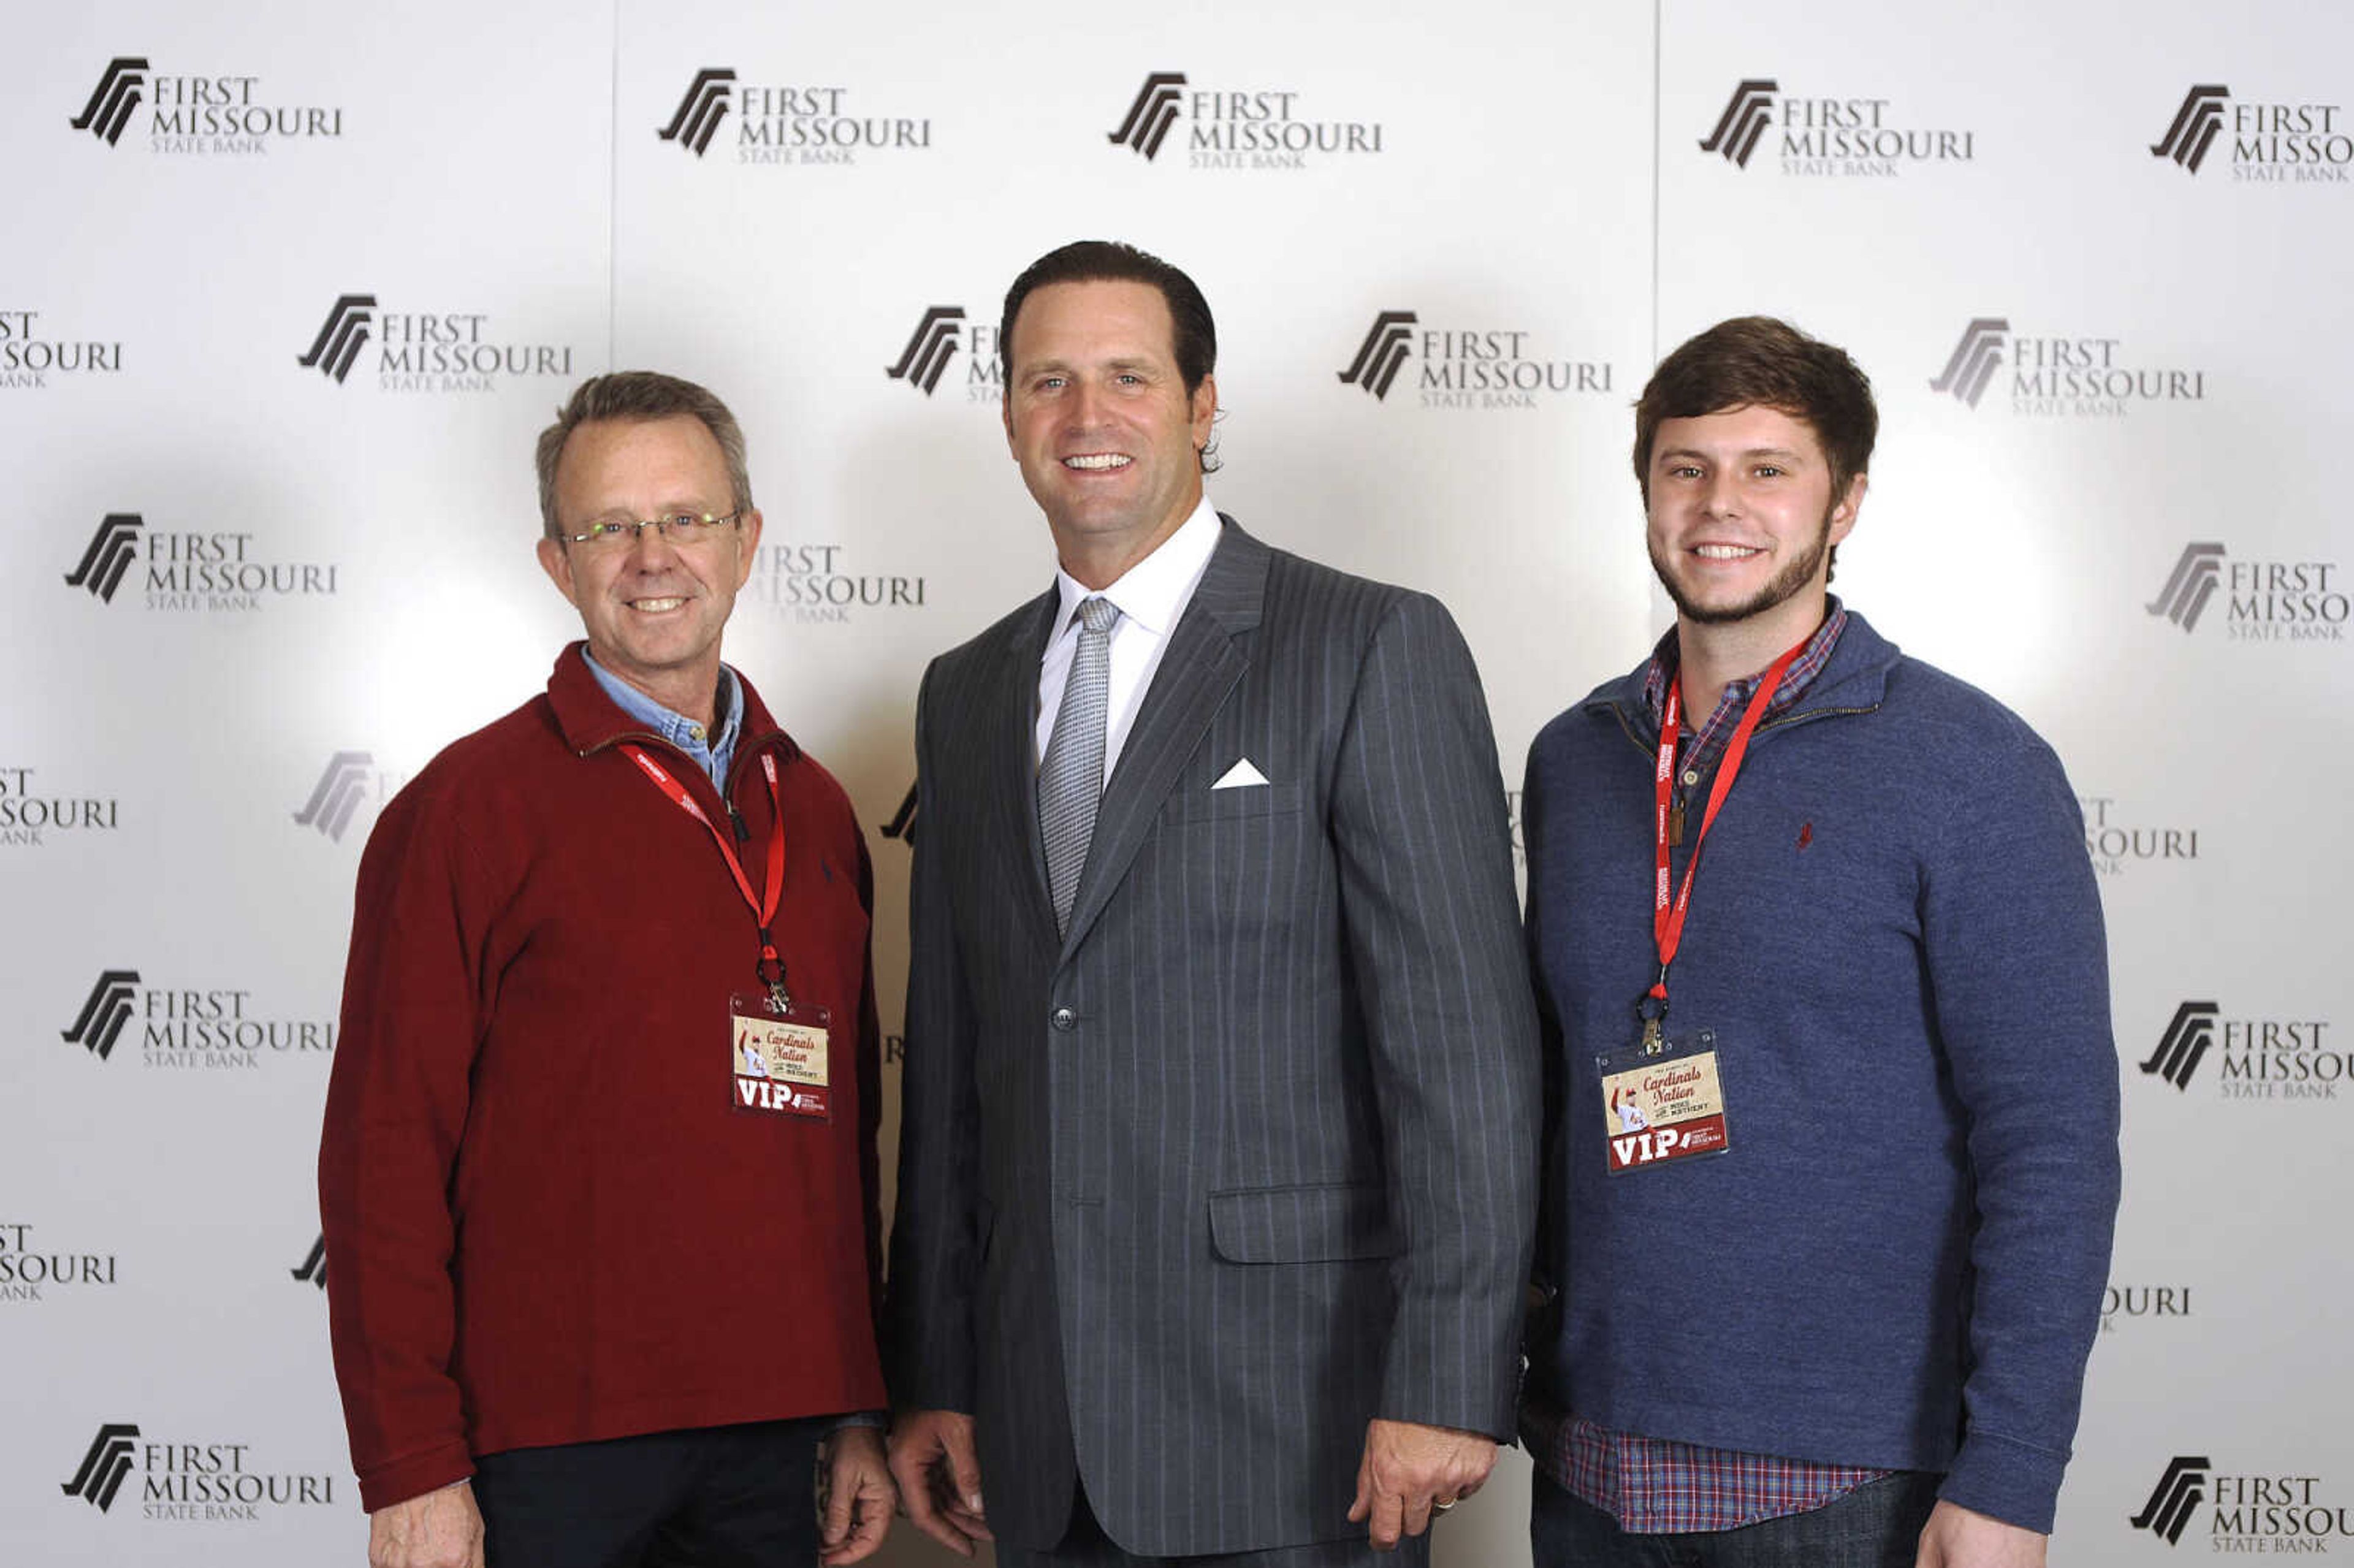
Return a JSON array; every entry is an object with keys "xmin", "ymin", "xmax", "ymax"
[
  {"xmin": 992, "ymin": 1477, "xmax": 1434, "ymax": 1568},
  {"xmin": 469, "ymin": 1417, "xmax": 829, "ymax": 1568},
  {"xmin": 1528, "ymin": 1469, "xmax": 1941, "ymax": 1568}
]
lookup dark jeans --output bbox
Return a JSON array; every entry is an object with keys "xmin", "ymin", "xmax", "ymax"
[
  {"xmin": 993, "ymin": 1477, "xmax": 1434, "ymax": 1568},
  {"xmin": 1529, "ymin": 1469, "xmax": 1942, "ymax": 1568},
  {"xmin": 470, "ymin": 1417, "xmax": 829, "ymax": 1568}
]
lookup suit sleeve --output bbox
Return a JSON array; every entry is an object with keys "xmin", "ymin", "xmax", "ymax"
[
  {"xmin": 882, "ymin": 660, "xmax": 985, "ymax": 1413},
  {"xmin": 316, "ymin": 780, "xmax": 490, "ymax": 1512},
  {"xmin": 1327, "ymin": 592, "xmax": 1542, "ymax": 1439},
  {"xmin": 1921, "ymin": 733, "xmax": 2120, "ymax": 1533}
]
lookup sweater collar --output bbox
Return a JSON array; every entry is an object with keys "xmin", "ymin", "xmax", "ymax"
[
  {"xmin": 1588, "ymin": 608, "xmax": 1900, "ymax": 733},
  {"xmin": 544, "ymin": 640, "xmax": 799, "ymax": 766}
]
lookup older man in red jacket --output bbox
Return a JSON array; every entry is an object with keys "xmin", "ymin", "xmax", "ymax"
[{"xmin": 320, "ymin": 372, "xmax": 891, "ymax": 1568}]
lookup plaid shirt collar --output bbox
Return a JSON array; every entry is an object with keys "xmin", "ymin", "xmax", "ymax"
[{"xmin": 1642, "ymin": 598, "xmax": 1849, "ymax": 781}]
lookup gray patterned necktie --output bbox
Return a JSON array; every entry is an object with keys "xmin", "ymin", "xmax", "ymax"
[{"xmin": 1040, "ymin": 595, "xmax": 1120, "ymax": 934}]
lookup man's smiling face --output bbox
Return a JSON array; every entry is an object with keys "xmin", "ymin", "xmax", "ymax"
[
  {"xmin": 1002, "ymin": 278, "xmax": 1215, "ymax": 579},
  {"xmin": 1645, "ymin": 403, "xmax": 1862, "ymax": 627},
  {"xmin": 536, "ymin": 414, "xmax": 761, "ymax": 715}
]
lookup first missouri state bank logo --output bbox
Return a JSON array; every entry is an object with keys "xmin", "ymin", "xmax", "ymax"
[
  {"xmin": 2, "ymin": 764, "xmax": 122, "ymax": 848},
  {"xmin": 2128, "ymin": 1456, "xmax": 2353, "ymax": 1548},
  {"xmin": 1929, "ymin": 321, "xmax": 2007, "ymax": 409},
  {"xmin": 62, "ymin": 512, "xmax": 339, "ymax": 613},
  {"xmin": 296, "ymin": 294, "xmax": 373, "ymax": 383},
  {"xmin": 2, "ymin": 308, "xmax": 128, "ymax": 389},
  {"xmin": 61, "ymin": 971, "xmax": 141, "ymax": 1061},
  {"xmin": 886, "ymin": 307, "xmax": 966, "ymax": 397},
  {"xmin": 883, "ymin": 300, "xmax": 1007, "ymax": 404},
  {"xmin": 297, "ymin": 294, "xmax": 573, "ymax": 392},
  {"xmin": 64, "ymin": 514, "xmax": 142, "ymax": 603},
  {"xmin": 2138, "ymin": 999, "xmax": 2342, "ymax": 1102},
  {"xmin": 1698, "ymin": 77, "xmax": 1973, "ymax": 175},
  {"xmin": 2146, "ymin": 544, "xmax": 2224, "ymax": 633},
  {"xmin": 2139, "ymin": 1002, "xmax": 2218, "ymax": 1090},
  {"xmin": 2145, "ymin": 542, "xmax": 2344, "ymax": 642},
  {"xmin": 657, "ymin": 66, "xmax": 931, "ymax": 165},
  {"xmin": 61, "ymin": 968, "xmax": 338, "ymax": 1069},
  {"xmin": 1701, "ymin": 80, "xmax": 1778, "ymax": 167},
  {"xmin": 1929, "ymin": 318, "xmax": 2206, "ymax": 417},
  {"xmin": 880, "ymin": 782, "xmax": 918, "ymax": 847},
  {"xmin": 69, "ymin": 58, "xmax": 147, "ymax": 145},
  {"xmin": 1337, "ymin": 310, "xmax": 1613, "ymax": 409},
  {"xmin": 56, "ymin": 1422, "xmax": 337, "ymax": 1520},
  {"xmin": 1339, "ymin": 313, "xmax": 1417, "ymax": 400},
  {"xmin": 1106, "ymin": 70, "xmax": 1384, "ymax": 169},
  {"xmin": 61, "ymin": 1425, "xmax": 141, "ymax": 1512},
  {"xmin": 1110, "ymin": 74, "xmax": 1187, "ymax": 159},
  {"xmin": 292, "ymin": 751, "xmax": 389, "ymax": 842},
  {"xmin": 67, "ymin": 55, "xmax": 343, "ymax": 154},
  {"xmin": 2151, "ymin": 85, "xmax": 2349, "ymax": 181},
  {"xmin": 2151, "ymin": 88, "xmax": 2230, "ymax": 173},
  {"xmin": 2131, "ymin": 1456, "xmax": 2210, "ymax": 1545},
  {"xmin": 660, "ymin": 69, "xmax": 736, "ymax": 156}
]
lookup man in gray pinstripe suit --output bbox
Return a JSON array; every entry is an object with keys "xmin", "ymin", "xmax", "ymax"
[{"xmin": 885, "ymin": 240, "xmax": 1539, "ymax": 1567}]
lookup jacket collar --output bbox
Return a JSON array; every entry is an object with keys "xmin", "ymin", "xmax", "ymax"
[
  {"xmin": 1583, "ymin": 609, "xmax": 1902, "ymax": 734},
  {"xmin": 1013, "ymin": 511, "xmax": 1270, "ymax": 668},
  {"xmin": 1188, "ymin": 514, "xmax": 1272, "ymax": 637},
  {"xmin": 1042, "ymin": 516, "xmax": 1270, "ymax": 959},
  {"xmin": 544, "ymin": 642, "xmax": 799, "ymax": 765}
]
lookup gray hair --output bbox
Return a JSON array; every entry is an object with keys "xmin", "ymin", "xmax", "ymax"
[{"xmin": 535, "ymin": 371, "xmax": 753, "ymax": 539}]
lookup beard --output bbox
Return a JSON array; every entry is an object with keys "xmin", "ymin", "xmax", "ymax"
[{"xmin": 1648, "ymin": 502, "xmax": 1835, "ymax": 626}]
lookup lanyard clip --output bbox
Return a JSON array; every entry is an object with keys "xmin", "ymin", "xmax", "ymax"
[
  {"xmin": 1636, "ymin": 985, "xmax": 1669, "ymax": 1055},
  {"xmin": 758, "ymin": 942, "xmax": 792, "ymax": 1014}
]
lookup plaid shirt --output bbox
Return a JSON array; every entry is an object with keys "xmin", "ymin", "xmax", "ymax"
[
  {"xmin": 1528, "ymin": 601, "xmax": 1889, "ymax": 1534},
  {"xmin": 1520, "ymin": 1398, "xmax": 1892, "ymax": 1533},
  {"xmin": 1642, "ymin": 601, "xmax": 1850, "ymax": 789}
]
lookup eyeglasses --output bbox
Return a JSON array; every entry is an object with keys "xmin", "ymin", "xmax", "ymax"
[{"xmin": 562, "ymin": 509, "xmax": 745, "ymax": 550}]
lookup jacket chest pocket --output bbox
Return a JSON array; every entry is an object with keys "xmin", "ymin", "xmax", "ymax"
[{"xmin": 1157, "ymin": 780, "xmax": 1307, "ymax": 826}]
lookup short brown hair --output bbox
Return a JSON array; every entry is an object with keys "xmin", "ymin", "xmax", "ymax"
[
  {"xmin": 1632, "ymin": 317, "xmax": 1876, "ymax": 506},
  {"xmin": 1000, "ymin": 239, "xmax": 1221, "ymax": 473},
  {"xmin": 534, "ymin": 371, "xmax": 753, "ymax": 540}
]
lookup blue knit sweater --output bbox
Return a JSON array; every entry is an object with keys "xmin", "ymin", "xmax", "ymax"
[{"xmin": 1521, "ymin": 612, "xmax": 2119, "ymax": 1534}]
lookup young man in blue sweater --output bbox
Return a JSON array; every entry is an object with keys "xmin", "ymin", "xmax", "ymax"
[{"xmin": 1520, "ymin": 317, "xmax": 2119, "ymax": 1568}]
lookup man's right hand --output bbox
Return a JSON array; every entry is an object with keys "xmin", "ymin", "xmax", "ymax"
[
  {"xmin": 368, "ymin": 1479, "xmax": 485, "ymax": 1568},
  {"xmin": 886, "ymin": 1409, "xmax": 989, "ymax": 1558}
]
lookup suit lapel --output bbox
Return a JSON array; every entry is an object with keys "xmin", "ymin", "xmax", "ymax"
[
  {"xmin": 1059, "ymin": 520, "xmax": 1270, "ymax": 958},
  {"xmin": 996, "ymin": 587, "xmax": 1061, "ymax": 937}
]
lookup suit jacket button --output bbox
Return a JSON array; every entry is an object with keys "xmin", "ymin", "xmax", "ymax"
[{"xmin": 1050, "ymin": 1007, "xmax": 1077, "ymax": 1032}]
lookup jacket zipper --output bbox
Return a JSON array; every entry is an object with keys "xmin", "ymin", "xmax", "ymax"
[
  {"xmin": 1602, "ymin": 698, "xmax": 1881, "ymax": 842},
  {"xmin": 582, "ymin": 728, "xmax": 789, "ymax": 831}
]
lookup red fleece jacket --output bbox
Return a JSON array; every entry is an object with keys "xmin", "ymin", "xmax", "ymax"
[{"xmin": 320, "ymin": 647, "xmax": 885, "ymax": 1511}]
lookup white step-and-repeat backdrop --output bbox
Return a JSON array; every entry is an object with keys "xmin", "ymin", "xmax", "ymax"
[{"xmin": 7, "ymin": 2, "xmax": 2348, "ymax": 1563}]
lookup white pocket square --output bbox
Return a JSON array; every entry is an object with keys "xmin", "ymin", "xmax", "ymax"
[{"xmin": 1211, "ymin": 758, "xmax": 1270, "ymax": 790}]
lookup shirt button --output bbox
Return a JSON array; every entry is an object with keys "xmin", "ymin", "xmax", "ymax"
[
  {"xmin": 1050, "ymin": 1007, "xmax": 1076, "ymax": 1032},
  {"xmin": 1682, "ymin": 770, "xmax": 1699, "ymax": 786}
]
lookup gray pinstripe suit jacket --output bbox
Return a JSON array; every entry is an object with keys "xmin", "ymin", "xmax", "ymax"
[{"xmin": 885, "ymin": 519, "xmax": 1539, "ymax": 1556}]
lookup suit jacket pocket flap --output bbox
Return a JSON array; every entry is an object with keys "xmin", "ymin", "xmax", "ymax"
[
  {"xmin": 1159, "ymin": 780, "xmax": 1307, "ymax": 825},
  {"xmin": 1208, "ymin": 1182, "xmax": 1395, "ymax": 1263}
]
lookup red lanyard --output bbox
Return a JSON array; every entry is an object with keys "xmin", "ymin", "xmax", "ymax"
[
  {"xmin": 621, "ymin": 745, "xmax": 790, "ymax": 990},
  {"xmin": 1645, "ymin": 638, "xmax": 1808, "ymax": 1022}
]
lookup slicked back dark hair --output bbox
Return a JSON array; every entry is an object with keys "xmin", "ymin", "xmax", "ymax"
[
  {"xmin": 1633, "ymin": 316, "xmax": 1876, "ymax": 507},
  {"xmin": 535, "ymin": 371, "xmax": 752, "ymax": 541},
  {"xmin": 999, "ymin": 239, "xmax": 1220, "ymax": 473}
]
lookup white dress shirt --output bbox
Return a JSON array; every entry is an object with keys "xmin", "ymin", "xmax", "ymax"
[{"xmin": 1034, "ymin": 496, "xmax": 1224, "ymax": 778}]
